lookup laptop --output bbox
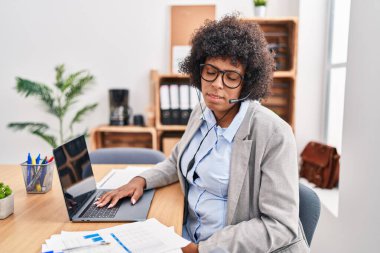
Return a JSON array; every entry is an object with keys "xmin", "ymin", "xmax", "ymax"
[{"xmin": 53, "ymin": 135, "xmax": 155, "ymax": 222}]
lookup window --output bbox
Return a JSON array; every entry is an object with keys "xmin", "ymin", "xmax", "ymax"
[{"xmin": 325, "ymin": 0, "xmax": 351, "ymax": 153}]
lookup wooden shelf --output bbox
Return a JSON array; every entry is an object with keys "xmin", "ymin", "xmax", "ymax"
[
  {"xmin": 158, "ymin": 73, "xmax": 189, "ymax": 79},
  {"xmin": 243, "ymin": 17, "xmax": 298, "ymax": 129},
  {"xmin": 156, "ymin": 125, "xmax": 187, "ymax": 131},
  {"xmin": 274, "ymin": 71, "xmax": 295, "ymax": 78},
  {"xmin": 90, "ymin": 125, "xmax": 158, "ymax": 151}
]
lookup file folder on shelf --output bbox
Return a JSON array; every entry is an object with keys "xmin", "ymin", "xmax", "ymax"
[
  {"xmin": 169, "ymin": 84, "xmax": 180, "ymax": 125},
  {"xmin": 179, "ymin": 84, "xmax": 191, "ymax": 125},
  {"xmin": 160, "ymin": 85, "xmax": 171, "ymax": 125}
]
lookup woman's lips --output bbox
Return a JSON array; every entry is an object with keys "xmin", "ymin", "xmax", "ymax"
[{"xmin": 206, "ymin": 93, "xmax": 223, "ymax": 101}]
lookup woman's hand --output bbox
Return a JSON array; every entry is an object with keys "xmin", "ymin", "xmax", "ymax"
[
  {"xmin": 182, "ymin": 242, "xmax": 198, "ymax": 253},
  {"xmin": 94, "ymin": 176, "xmax": 146, "ymax": 208}
]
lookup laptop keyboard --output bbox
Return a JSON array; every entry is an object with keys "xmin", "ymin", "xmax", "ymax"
[{"xmin": 80, "ymin": 192, "xmax": 121, "ymax": 219}]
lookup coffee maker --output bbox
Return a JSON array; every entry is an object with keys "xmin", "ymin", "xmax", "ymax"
[{"xmin": 109, "ymin": 89, "xmax": 131, "ymax": 125}]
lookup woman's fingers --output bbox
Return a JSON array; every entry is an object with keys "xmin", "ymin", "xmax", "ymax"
[
  {"xmin": 106, "ymin": 188, "xmax": 134, "ymax": 208},
  {"xmin": 107, "ymin": 195, "xmax": 120, "ymax": 208},
  {"xmin": 130, "ymin": 187, "xmax": 143, "ymax": 205},
  {"xmin": 93, "ymin": 178, "xmax": 146, "ymax": 207},
  {"xmin": 95, "ymin": 187, "xmax": 135, "ymax": 208},
  {"xmin": 96, "ymin": 191, "xmax": 112, "ymax": 203},
  {"xmin": 95, "ymin": 193, "xmax": 115, "ymax": 207}
]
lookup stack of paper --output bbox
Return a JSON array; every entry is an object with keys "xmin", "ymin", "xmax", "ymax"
[
  {"xmin": 97, "ymin": 166, "xmax": 153, "ymax": 189},
  {"xmin": 42, "ymin": 218, "xmax": 189, "ymax": 253}
]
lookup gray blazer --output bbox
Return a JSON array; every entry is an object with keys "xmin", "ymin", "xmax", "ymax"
[{"xmin": 140, "ymin": 101, "xmax": 309, "ymax": 253}]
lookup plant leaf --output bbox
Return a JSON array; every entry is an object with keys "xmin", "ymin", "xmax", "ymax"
[
  {"xmin": 62, "ymin": 73, "xmax": 95, "ymax": 115},
  {"xmin": 31, "ymin": 128, "xmax": 58, "ymax": 148},
  {"xmin": 15, "ymin": 78, "xmax": 60, "ymax": 116},
  {"xmin": 55, "ymin": 64, "xmax": 65, "ymax": 90},
  {"xmin": 69, "ymin": 103, "xmax": 98, "ymax": 130},
  {"xmin": 65, "ymin": 73, "xmax": 94, "ymax": 101},
  {"xmin": 7, "ymin": 122, "xmax": 49, "ymax": 131},
  {"xmin": 62, "ymin": 70, "xmax": 86, "ymax": 91},
  {"xmin": 7, "ymin": 122, "xmax": 57, "ymax": 148}
]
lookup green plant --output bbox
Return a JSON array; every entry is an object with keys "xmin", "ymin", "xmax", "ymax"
[
  {"xmin": 7, "ymin": 64, "xmax": 98, "ymax": 148},
  {"xmin": 254, "ymin": 0, "xmax": 267, "ymax": 6},
  {"xmin": 0, "ymin": 182, "xmax": 12, "ymax": 199}
]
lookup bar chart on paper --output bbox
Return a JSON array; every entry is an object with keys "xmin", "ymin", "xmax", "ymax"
[{"xmin": 109, "ymin": 218, "xmax": 188, "ymax": 253}]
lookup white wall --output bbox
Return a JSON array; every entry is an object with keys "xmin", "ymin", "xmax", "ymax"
[
  {"xmin": 296, "ymin": 0, "xmax": 329, "ymax": 154},
  {"xmin": 310, "ymin": 0, "xmax": 380, "ymax": 252},
  {"xmin": 0, "ymin": 0, "xmax": 298, "ymax": 163}
]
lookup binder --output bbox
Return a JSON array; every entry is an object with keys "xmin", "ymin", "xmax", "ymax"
[
  {"xmin": 160, "ymin": 85, "xmax": 171, "ymax": 125},
  {"xmin": 179, "ymin": 85, "xmax": 191, "ymax": 125},
  {"xmin": 169, "ymin": 84, "xmax": 180, "ymax": 125}
]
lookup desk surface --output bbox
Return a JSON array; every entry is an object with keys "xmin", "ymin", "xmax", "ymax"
[{"xmin": 0, "ymin": 164, "xmax": 184, "ymax": 253}]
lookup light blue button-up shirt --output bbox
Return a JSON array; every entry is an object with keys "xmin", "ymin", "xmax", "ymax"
[{"xmin": 181, "ymin": 101, "xmax": 249, "ymax": 243}]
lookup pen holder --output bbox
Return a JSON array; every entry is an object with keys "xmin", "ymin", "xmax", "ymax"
[{"xmin": 21, "ymin": 161, "xmax": 54, "ymax": 194}]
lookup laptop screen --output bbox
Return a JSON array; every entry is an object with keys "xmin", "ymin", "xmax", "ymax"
[{"xmin": 53, "ymin": 135, "xmax": 97, "ymax": 219}]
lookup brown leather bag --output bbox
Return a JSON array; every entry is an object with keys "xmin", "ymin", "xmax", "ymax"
[{"xmin": 299, "ymin": 141, "xmax": 340, "ymax": 189}]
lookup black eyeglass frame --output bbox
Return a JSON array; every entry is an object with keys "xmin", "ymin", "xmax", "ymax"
[{"xmin": 200, "ymin": 63, "xmax": 244, "ymax": 89}]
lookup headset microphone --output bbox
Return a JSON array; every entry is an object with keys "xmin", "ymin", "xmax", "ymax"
[{"xmin": 229, "ymin": 90, "xmax": 253, "ymax": 104}]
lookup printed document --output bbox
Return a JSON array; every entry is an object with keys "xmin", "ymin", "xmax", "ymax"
[
  {"xmin": 97, "ymin": 166, "xmax": 152, "ymax": 189},
  {"xmin": 42, "ymin": 218, "xmax": 188, "ymax": 253}
]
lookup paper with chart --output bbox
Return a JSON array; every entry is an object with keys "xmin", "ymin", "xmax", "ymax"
[
  {"xmin": 42, "ymin": 218, "xmax": 189, "ymax": 253},
  {"xmin": 97, "ymin": 166, "xmax": 153, "ymax": 189},
  {"xmin": 102, "ymin": 218, "xmax": 189, "ymax": 253},
  {"xmin": 44, "ymin": 230, "xmax": 120, "ymax": 253}
]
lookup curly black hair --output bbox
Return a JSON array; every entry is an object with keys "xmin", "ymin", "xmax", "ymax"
[{"xmin": 179, "ymin": 15, "xmax": 275, "ymax": 100}]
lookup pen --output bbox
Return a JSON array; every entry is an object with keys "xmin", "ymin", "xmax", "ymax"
[
  {"xmin": 48, "ymin": 156, "xmax": 54, "ymax": 163},
  {"xmin": 31, "ymin": 155, "xmax": 36, "ymax": 178},
  {"xmin": 40, "ymin": 156, "xmax": 47, "ymax": 166},
  {"xmin": 29, "ymin": 156, "xmax": 38, "ymax": 191},
  {"xmin": 26, "ymin": 156, "xmax": 37, "ymax": 191},
  {"xmin": 27, "ymin": 153, "xmax": 32, "ymax": 185},
  {"xmin": 35, "ymin": 154, "xmax": 41, "ymax": 175},
  {"xmin": 36, "ymin": 153, "xmax": 41, "ymax": 165},
  {"xmin": 40, "ymin": 156, "xmax": 54, "ymax": 187},
  {"xmin": 39, "ymin": 156, "xmax": 48, "ymax": 186},
  {"xmin": 35, "ymin": 154, "xmax": 42, "ymax": 192},
  {"xmin": 61, "ymin": 241, "xmax": 110, "ymax": 252},
  {"xmin": 26, "ymin": 167, "xmax": 43, "ymax": 191}
]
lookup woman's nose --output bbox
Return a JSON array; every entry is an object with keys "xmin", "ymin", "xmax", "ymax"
[{"xmin": 211, "ymin": 74, "xmax": 224, "ymax": 89}]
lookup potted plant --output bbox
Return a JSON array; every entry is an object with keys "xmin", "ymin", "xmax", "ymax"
[
  {"xmin": 254, "ymin": 0, "xmax": 267, "ymax": 17},
  {"xmin": 7, "ymin": 64, "xmax": 98, "ymax": 148},
  {"xmin": 0, "ymin": 182, "xmax": 14, "ymax": 219}
]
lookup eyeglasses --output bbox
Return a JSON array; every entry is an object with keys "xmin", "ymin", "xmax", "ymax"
[{"xmin": 200, "ymin": 63, "xmax": 243, "ymax": 89}]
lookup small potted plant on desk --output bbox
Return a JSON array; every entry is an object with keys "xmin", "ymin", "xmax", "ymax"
[
  {"xmin": 254, "ymin": 0, "xmax": 267, "ymax": 17},
  {"xmin": 0, "ymin": 182, "xmax": 14, "ymax": 219}
]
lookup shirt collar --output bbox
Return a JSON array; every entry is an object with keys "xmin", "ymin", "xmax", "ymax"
[{"xmin": 199, "ymin": 101, "xmax": 249, "ymax": 143}]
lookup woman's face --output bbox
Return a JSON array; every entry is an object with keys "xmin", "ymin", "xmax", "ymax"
[{"xmin": 201, "ymin": 57, "xmax": 244, "ymax": 119}]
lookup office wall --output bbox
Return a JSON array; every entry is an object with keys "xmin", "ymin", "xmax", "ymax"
[
  {"xmin": 296, "ymin": 0, "xmax": 329, "ymax": 152},
  {"xmin": 0, "ymin": 0, "xmax": 298, "ymax": 163},
  {"xmin": 310, "ymin": 0, "xmax": 380, "ymax": 251}
]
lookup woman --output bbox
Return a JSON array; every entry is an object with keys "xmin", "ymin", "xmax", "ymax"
[{"xmin": 95, "ymin": 15, "xmax": 309, "ymax": 253}]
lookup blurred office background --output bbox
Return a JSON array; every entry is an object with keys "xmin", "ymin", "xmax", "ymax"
[{"xmin": 1, "ymin": 0, "xmax": 379, "ymax": 252}]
